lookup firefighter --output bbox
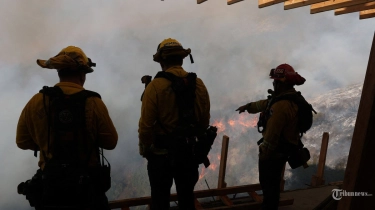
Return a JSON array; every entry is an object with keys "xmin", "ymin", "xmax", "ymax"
[
  {"xmin": 138, "ymin": 38, "xmax": 210, "ymax": 210},
  {"xmin": 16, "ymin": 46, "xmax": 118, "ymax": 210},
  {"xmin": 236, "ymin": 64, "xmax": 306, "ymax": 210}
]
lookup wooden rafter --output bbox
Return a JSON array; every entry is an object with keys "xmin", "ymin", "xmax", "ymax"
[
  {"xmin": 311, "ymin": 0, "xmax": 372, "ymax": 14},
  {"xmin": 192, "ymin": 0, "xmax": 375, "ymax": 19},
  {"xmin": 228, "ymin": 0, "xmax": 244, "ymax": 5},
  {"xmin": 259, "ymin": 0, "xmax": 285, "ymax": 8},
  {"xmin": 284, "ymin": 0, "xmax": 326, "ymax": 10},
  {"xmin": 360, "ymin": 9, "xmax": 375, "ymax": 18},
  {"xmin": 197, "ymin": 0, "xmax": 208, "ymax": 4},
  {"xmin": 335, "ymin": 1, "xmax": 375, "ymax": 15}
]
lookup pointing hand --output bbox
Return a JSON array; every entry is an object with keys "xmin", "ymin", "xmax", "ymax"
[{"xmin": 235, "ymin": 104, "xmax": 248, "ymax": 114}]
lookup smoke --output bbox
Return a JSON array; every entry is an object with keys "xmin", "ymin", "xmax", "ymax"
[{"xmin": 0, "ymin": 0, "xmax": 374, "ymax": 209}]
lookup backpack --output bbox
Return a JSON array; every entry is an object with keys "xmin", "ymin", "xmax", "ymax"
[
  {"xmin": 257, "ymin": 90, "xmax": 317, "ymax": 137},
  {"xmin": 257, "ymin": 90, "xmax": 316, "ymax": 169},
  {"xmin": 38, "ymin": 86, "xmax": 110, "ymax": 208},
  {"xmin": 154, "ymin": 71, "xmax": 217, "ymax": 168}
]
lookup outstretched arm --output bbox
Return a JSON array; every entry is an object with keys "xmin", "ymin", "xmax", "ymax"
[{"xmin": 236, "ymin": 99, "xmax": 268, "ymax": 114}]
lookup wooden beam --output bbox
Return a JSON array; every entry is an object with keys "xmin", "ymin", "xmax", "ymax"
[
  {"xmin": 360, "ymin": 9, "xmax": 375, "ymax": 19},
  {"xmin": 197, "ymin": 0, "xmax": 208, "ymax": 4},
  {"xmin": 338, "ymin": 32, "xmax": 375, "ymax": 210},
  {"xmin": 248, "ymin": 191, "xmax": 263, "ymax": 202},
  {"xmin": 335, "ymin": 1, "xmax": 375, "ymax": 15},
  {"xmin": 218, "ymin": 135, "xmax": 230, "ymax": 189},
  {"xmin": 217, "ymin": 135, "xmax": 231, "ymax": 205},
  {"xmin": 194, "ymin": 198, "xmax": 204, "ymax": 210},
  {"xmin": 311, "ymin": 132, "xmax": 329, "ymax": 187},
  {"xmin": 284, "ymin": 0, "xmax": 327, "ymax": 10},
  {"xmin": 109, "ymin": 184, "xmax": 262, "ymax": 208},
  {"xmin": 311, "ymin": 0, "xmax": 372, "ymax": 14},
  {"xmin": 219, "ymin": 195, "xmax": 234, "ymax": 206},
  {"xmin": 228, "ymin": 0, "xmax": 244, "ymax": 5},
  {"xmin": 197, "ymin": 197, "xmax": 293, "ymax": 210},
  {"xmin": 259, "ymin": 0, "xmax": 286, "ymax": 8}
]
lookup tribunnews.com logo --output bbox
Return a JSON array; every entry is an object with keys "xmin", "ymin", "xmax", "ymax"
[{"xmin": 332, "ymin": 189, "xmax": 373, "ymax": 200}]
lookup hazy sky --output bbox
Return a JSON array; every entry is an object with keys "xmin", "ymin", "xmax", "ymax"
[{"xmin": 0, "ymin": 0, "xmax": 374, "ymax": 209}]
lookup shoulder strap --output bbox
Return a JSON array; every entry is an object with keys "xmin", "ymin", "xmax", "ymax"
[
  {"xmin": 155, "ymin": 71, "xmax": 177, "ymax": 81},
  {"xmin": 38, "ymin": 86, "xmax": 101, "ymax": 164},
  {"xmin": 154, "ymin": 71, "xmax": 198, "ymax": 135}
]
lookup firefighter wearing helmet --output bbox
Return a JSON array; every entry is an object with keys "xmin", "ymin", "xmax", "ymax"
[
  {"xmin": 236, "ymin": 64, "xmax": 307, "ymax": 210},
  {"xmin": 16, "ymin": 46, "xmax": 118, "ymax": 209},
  {"xmin": 138, "ymin": 38, "xmax": 210, "ymax": 210}
]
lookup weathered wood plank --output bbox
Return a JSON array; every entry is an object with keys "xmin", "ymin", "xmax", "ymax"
[
  {"xmin": 228, "ymin": 0, "xmax": 245, "ymax": 5},
  {"xmin": 360, "ymin": 8, "xmax": 375, "ymax": 18},
  {"xmin": 197, "ymin": 0, "xmax": 208, "ymax": 4},
  {"xmin": 284, "ymin": 0, "xmax": 326, "ymax": 10},
  {"xmin": 218, "ymin": 135, "xmax": 230, "ymax": 189},
  {"xmin": 259, "ymin": 0, "xmax": 286, "ymax": 8},
  {"xmin": 335, "ymin": 1, "xmax": 375, "ymax": 15},
  {"xmin": 311, "ymin": 132, "xmax": 329, "ymax": 187},
  {"xmin": 311, "ymin": 0, "xmax": 371, "ymax": 14},
  {"xmin": 194, "ymin": 198, "xmax": 204, "ymax": 210},
  {"xmin": 109, "ymin": 184, "xmax": 262, "ymax": 208},
  {"xmin": 248, "ymin": 191, "xmax": 263, "ymax": 202},
  {"xmin": 205, "ymin": 197, "xmax": 293, "ymax": 209},
  {"xmin": 338, "ymin": 33, "xmax": 375, "ymax": 209},
  {"xmin": 219, "ymin": 195, "xmax": 234, "ymax": 206}
]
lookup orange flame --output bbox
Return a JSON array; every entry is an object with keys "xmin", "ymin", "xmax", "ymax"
[
  {"xmin": 209, "ymin": 162, "xmax": 217, "ymax": 171},
  {"xmin": 199, "ymin": 167, "xmax": 207, "ymax": 180},
  {"xmin": 227, "ymin": 115, "xmax": 258, "ymax": 129},
  {"xmin": 198, "ymin": 114, "xmax": 258, "ymax": 180},
  {"xmin": 212, "ymin": 120, "xmax": 226, "ymax": 133}
]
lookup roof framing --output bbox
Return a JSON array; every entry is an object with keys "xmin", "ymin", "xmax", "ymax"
[
  {"xmin": 284, "ymin": 0, "xmax": 326, "ymax": 10},
  {"xmin": 196, "ymin": 0, "xmax": 375, "ymax": 20},
  {"xmin": 228, "ymin": 0, "xmax": 245, "ymax": 5},
  {"xmin": 335, "ymin": 1, "xmax": 375, "ymax": 15},
  {"xmin": 360, "ymin": 9, "xmax": 375, "ymax": 18},
  {"xmin": 311, "ymin": 0, "xmax": 374, "ymax": 14}
]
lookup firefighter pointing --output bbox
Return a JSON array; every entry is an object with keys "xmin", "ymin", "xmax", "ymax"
[{"xmin": 236, "ymin": 64, "xmax": 315, "ymax": 210}]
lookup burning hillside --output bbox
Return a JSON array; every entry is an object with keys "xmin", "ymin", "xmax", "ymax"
[{"xmin": 108, "ymin": 83, "xmax": 362, "ymax": 202}]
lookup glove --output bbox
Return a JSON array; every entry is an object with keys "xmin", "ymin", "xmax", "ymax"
[
  {"xmin": 236, "ymin": 103, "xmax": 251, "ymax": 114},
  {"xmin": 139, "ymin": 142, "xmax": 153, "ymax": 158},
  {"xmin": 258, "ymin": 144, "xmax": 270, "ymax": 161}
]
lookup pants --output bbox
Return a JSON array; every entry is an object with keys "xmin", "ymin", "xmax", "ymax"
[
  {"xmin": 41, "ymin": 168, "xmax": 110, "ymax": 210},
  {"xmin": 41, "ymin": 191, "xmax": 110, "ymax": 210},
  {"xmin": 258, "ymin": 156, "xmax": 287, "ymax": 210},
  {"xmin": 147, "ymin": 154, "xmax": 199, "ymax": 210}
]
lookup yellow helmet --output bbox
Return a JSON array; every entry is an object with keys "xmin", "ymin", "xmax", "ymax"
[
  {"xmin": 153, "ymin": 38, "xmax": 194, "ymax": 63},
  {"xmin": 37, "ymin": 46, "xmax": 96, "ymax": 73}
]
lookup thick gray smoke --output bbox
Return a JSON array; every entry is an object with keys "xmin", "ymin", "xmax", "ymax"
[{"xmin": 0, "ymin": 0, "xmax": 374, "ymax": 209}]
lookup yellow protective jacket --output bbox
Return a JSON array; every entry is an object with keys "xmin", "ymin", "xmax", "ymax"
[
  {"xmin": 16, "ymin": 82, "xmax": 118, "ymax": 169},
  {"xmin": 138, "ymin": 66, "xmax": 210, "ymax": 155},
  {"xmin": 246, "ymin": 89, "xmax": 299, "ymax": 159}
]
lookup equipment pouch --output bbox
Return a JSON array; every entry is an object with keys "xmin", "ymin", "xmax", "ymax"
[
  {"xmin": 194, "ymin": 126, "xmax": 217, "ymax": 168},
  {"xmin": 98, "ymin": 165, "xmax": 111, "ymax": 192},
  {"xmin": 287, "ymin": 147, "xmax": 310, "ymax": 169},
  {"xmin": 17, "ymin": 169, "xmax": 43, "ymax": 208}
]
